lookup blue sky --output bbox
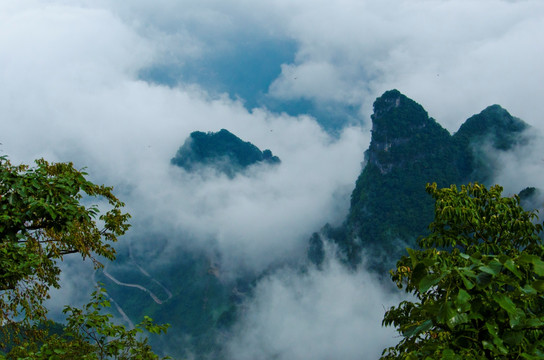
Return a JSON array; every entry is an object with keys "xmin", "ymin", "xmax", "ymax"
[
  {"xmin": 140, "ymin": 37, "xmax": 297, "ymax": 108},
  {"xmin": 138, "ymin": 31, "xmax": 360, "ymax": 130}
]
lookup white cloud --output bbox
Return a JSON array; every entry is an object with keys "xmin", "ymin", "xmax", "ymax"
[
  {"xmin": 270, "ymin": 62, "xmax": 355, "ymax": 103},
  {"xmin": 226, "ymin": 257, "xmax": 403, "ymax": 360},
  {"xmin": 263, "ymin": 0, "xmax": 544, "ymax": 131},
  {"xmin": 0, "ymin": 1, "xmax": 369, "ymax": 275},
  {"xmin": 491, "ymin": 129, "xmax": 544, "ymax": 196},
  {"xmin": 19, "ymin": 0, "xmax": 540, "ymax": 133}
]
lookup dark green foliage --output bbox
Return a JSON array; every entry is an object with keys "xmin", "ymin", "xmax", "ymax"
[
  {"xmin": 381, "ymin": 183, "xmax": 544, "ymax": 359},
  {"xmin": 370, "ymin": 90, "xmax": 438, "ymax": 144},
  {"xmin": 98, "ymin": 242, "xmax": 243, "ymax": 359},
  {"xmin": 171, "ymin": 129, "xmax": 280, "ymax": 177},
  {"xmin": 0, "ymin": 321, "xmax": 63, "ymax": 356},
  {"xmin": 0, "ymin": 156, "xmax": 130, "ymax": 344},
  {"xmin": 7, "ymin": 287, "xmax": 170, "ymax": 360},
  {"xmin": 336, "ymin": 91, "xmax": 463, "ymax": 269},
  {"xmin": 519, "ymin": 187, "xmax": 538, "ymax": 201}
]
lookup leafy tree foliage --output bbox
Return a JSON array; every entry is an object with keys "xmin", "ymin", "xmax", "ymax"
[
  {"xmin": 0, "ymin": 156, "xmax": 170, "ymax": 358},
  {"xmin": 0, "ymin": 156, "xmax": 131, "ymax": 340},
  {"xmin": 7, "ymin": 287, "xmax": 170, "ymax": 360},
  {"xmin": 381, "ymin": 183, "xmax": 544, "ymax": 359}
]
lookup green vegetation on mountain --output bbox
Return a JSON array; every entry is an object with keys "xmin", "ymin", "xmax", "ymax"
[
  {"xmin": 313, "ymin": 90, "xmax": 530, "ymax": 271},
  {"xmin": 454, "ymin": 104, "xmax": 528, "ymax": 151},
  {"xmin": 347, "ymin": 90, "xmax": 461, "ymax": 266},
  {"xmin": 171, "ymin": 129, "xmax": 280, "ymax": 177},
  {"xmin": 453, "ymin": 104, "xmax": 529, "ymax": 182},
  {"xmin": 381, "ymin": 182, "xmax": 544, "ymax": 359},
  {"xmin": 97, "ymin": 243, "xmax": 242, "ymax": 358}
]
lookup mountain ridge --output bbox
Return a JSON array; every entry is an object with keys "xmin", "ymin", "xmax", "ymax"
[{"xmin": 311, "ymin": 89, "xmax": 530, "ymax": 271}]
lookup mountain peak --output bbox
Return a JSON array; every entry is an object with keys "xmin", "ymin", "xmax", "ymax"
[
  {"xmin": 454, "ymin": 103, "xmax": 528, "ymax": 151},
  {"xmin": 329, "ymin": 90, "xmax": 531, "ymax": 271},
  {"xmin": 370, "ymin": 90, "xmax": 436, "ymax": 141},
  {"xmin": 371, "ymin": 89, "xmax": 403, "ymax": 118},
  {"xmin": 365, "ymin": 90, "xmax": 450, "ymax": 175},
  {"xmin": 171, "ymin": 129, "xmax": 280, "ymax": 177}
]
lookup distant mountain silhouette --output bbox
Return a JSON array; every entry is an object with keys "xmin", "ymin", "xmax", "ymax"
[{"xmin": 171, "ymin": 129, "xmax": 280, "ymax": 177}]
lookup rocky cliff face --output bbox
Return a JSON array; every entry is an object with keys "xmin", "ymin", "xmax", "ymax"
[
  {"xmin": 313, "ymin": 90, "xmax": 530, "ymax": 271},
  {"xmin": 365, "ymin": 90, "xmax": 454, "ymax": 176}
]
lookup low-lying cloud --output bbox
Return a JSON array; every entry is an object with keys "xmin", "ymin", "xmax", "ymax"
[
  {"xmin": 225, "ymin": 256, "xmax": 403, "ymax": 360},
  {"xmin": 491, "ymin": 128, "xmax": 544, "ymax": 199}
]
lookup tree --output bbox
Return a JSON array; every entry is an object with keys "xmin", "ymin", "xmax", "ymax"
[
  {"xmin": 381, "ymin": 183, "xmax": 544, "ymax": 359},
  {"xmin": 7, "ymin": 287, "xmax": 170, "ymax": 359},
  {"xmin": 1, "ymin": 156, "xmax": 171, "ymax": 358},
  {"xmin": 0, "ymin": 155, "xmax": 130, "ymax": 340}
]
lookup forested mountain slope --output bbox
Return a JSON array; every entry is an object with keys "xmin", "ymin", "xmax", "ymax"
[{"xmin": 311, "ymin": 90, "xmax": 529, "ymax": 271}]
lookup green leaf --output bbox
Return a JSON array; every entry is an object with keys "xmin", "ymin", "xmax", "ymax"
[
  {"xmin": 460, "ymin": 274, "xmax": 475, "ymax": 290},
  {"xmin": 482, "ymin": 341, "xmax": 496, "ymax": 353},
  {"xmin": 532, "ymin": 258, "xmax": 544, "ymax": 276},
  {"xmin": 477, "ymin": 272, "xmax": 493, "ymax": 287},
  {"xmin": 521, "ymin": 284, "xmax": 537, "ymax": 295},
  {"xmin": 532, "ymin": 280, "xmax": 544, "ymax": 293},
  {"xmin": 411, "ymin": 262, "xmax": 427, "ymax": 286},
  {"xmin": 419, "ymin": 274, "xmax": 442, "ymax": 293},
  {"xmin": 454, "ymin": 289, "xmax": 471, "ymax": 313},
  {"xmin": 438, "ymin": 302, "xmax": 457, "ymax": 328},
  {"xmin": 525, "ymin": 318, "xmax": 544, "ymax": 327},
  {"xmin": 479, "ymin": 265, "xmax": 497, "ymax": 275},
  {"xmin": 479, "ymin": 259, "xmax": 502, "ymax": 276},
  {"xmin": 406, "ymin": 247, "xmax": 419, "ymax": 265},
  {"xmin": 486, "ymin": 321, "xmax": 499, "ymax": 337},
  {"xmin": 493, "ymin": 293, "xmax": 517, "ymax": 315},
  {"xmin": 503, "ymin": 258, "xmax": 523, "ymax": 279},
  {"xmin": 447, "ymin": 312, "xmax": 469, "ymax": 328},
  {"xmin": 403, "ymin": 319, "xmax": 433, "ymax": 338},
  {"xmin": 519, "ymin": 253, "xmax": 537, "ymax": 265},
  {"xmin": 508, "ymin": 308, "xmax": 525, "ymax": 328}
]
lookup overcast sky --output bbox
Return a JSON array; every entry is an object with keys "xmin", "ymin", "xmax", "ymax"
[{"xmin": 1, "ymin": 1, "xmax": 543, "ymax": 358}]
